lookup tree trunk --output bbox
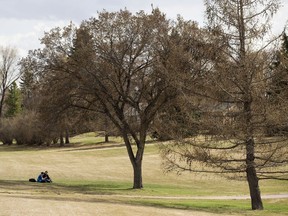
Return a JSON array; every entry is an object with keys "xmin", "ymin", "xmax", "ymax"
[
  {"xmin": 246, "ymin": 138, "xmax": 263, "ymax": 210},
  {"xmin": 246, "ymin": 166, "xmax": 263, "ymax": 210},
  {"xmin": 133, "ymin": 159, "xmax": 143, "ymax": 189},
  {"xmin": 65, "ymin": 128, "xmax": 70, "ymax": 144},
  {"xmin": 105, "ymin": 133, "xmax": 109, "ymax": 142},
  {"xmin": 59, "ymin": 132, "xmax": 64, "ymax": 147},
  {"xmin": 244, "ymin": 95, "xmax": 263, "ymax": 210},
  {"xmin": 0, "ymin": 88, "xmax": 6, "ymax": 118},
  {"xmin": 122, "ymin": 132, "xmax": 144, "ymax": 189}
]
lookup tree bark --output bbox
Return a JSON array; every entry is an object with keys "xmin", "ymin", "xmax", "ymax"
[
  {"xmin": 133, "ymin": 159, "xmax": 143, "ymax": 189},
  {"xmin": 246, "ymin": 138, "xmax": 263, "ymax": 210},
  {"xmin": 122, "ymin": 132, "xmax": 144, "ymax": 189},
  {"xmin": 246, "ymin": 165, "xmax": 263, "ymax": 210}
]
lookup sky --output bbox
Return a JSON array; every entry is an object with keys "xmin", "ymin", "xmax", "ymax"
[{"xmin": 0, "ymin": 0, "xmax": 287, "ymax": 57}]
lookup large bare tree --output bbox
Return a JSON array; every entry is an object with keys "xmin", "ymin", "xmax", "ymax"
[
  {"xmin": 160, "ymin": 0, "xmax": 288, "ymax": 210},
  {"xmin": 27, "ymin": 10, "xmax": 201, "ymax": 188},
  {"xmin": 0, "ymin": 46, "xmax": 20, "ymax": 118},
  {"xmin": 68, "ymin": 10, "xmax": 192, "ymax": 189}
]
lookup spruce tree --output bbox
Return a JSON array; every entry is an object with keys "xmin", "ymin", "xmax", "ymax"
[{"xmin": 5, "ymin": 82, "xmax": 22, "ymax": 117}]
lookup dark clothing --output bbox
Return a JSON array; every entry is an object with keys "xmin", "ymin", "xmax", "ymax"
[
  {"xmin": 43, "ymin": 173, "xmax": 52, "ymax": 183},
  {"xmin": 37, "ymin": 173, "xmax": 46, "ymax": 183},
  {"xmin": 37, "ymin": 172, "xmax": 52, "ymax": 183}
]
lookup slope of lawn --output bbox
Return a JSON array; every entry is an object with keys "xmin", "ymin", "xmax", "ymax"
[{"xmin": 0, "ymin": 133, "xmax": 287, "ymax": 216}]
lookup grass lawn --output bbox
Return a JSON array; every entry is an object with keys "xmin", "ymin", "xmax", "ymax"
[{"xmin": 0, "ymin": 134, "xmax": 287, "ymax": 216}]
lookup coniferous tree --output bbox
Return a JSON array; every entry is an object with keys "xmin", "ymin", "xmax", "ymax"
[
  {"xmin": 4, "ymin": 81, "xmax": 21, "ymax": 117},
  {"xmin": 161, "ymin": 0, "xmax": 288, "ymax": 210},
  {"xmin": 268, "ymin": 32, "xmax": 288, "ymax": 101}
]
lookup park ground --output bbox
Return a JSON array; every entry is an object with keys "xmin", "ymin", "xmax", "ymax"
[{"xmin": 0, "ymin": 133, "xmax": 288, "ymax": 216}]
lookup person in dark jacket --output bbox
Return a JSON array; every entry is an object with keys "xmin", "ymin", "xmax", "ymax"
[
  {"xmin": 42, "ymin": 171, "xmax": 52, "ymax": 183},
  {"xmin": 37, "ymin": 172, "xmax": 46, "ymax": 183}
]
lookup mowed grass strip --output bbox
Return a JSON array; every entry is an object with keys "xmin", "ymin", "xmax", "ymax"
[
  {"xmin": 0, "ymin": 134, "xmax": 288, "ymax": 215},
  {"xmin": 129, "ymin": 199, "xmax": 288, "ymax": 216}
]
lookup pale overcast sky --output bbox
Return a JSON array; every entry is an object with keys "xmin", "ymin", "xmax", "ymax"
[{"xmin": 0, "ymin": 0, "xmax": 287, "ymax": 57}]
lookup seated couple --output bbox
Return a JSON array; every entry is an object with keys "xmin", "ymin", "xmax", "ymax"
[{"xmin": 37, "ymin": 171, "xmax": 52, "ymax": 183}]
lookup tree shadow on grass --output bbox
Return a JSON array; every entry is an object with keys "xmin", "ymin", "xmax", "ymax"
[
  {"xmin": 0, "ymin": 180, "xmax": 134, "ymax": 196},
  {"xmin": 2, "ymin": 180, "xmax": 282, "ymax": 215},
  {"xmin": 58, "ymin": 181, "xmax": 134, "ymax": 195}
]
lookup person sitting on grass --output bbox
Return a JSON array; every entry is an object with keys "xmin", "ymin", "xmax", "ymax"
[
  {"xmin": 37, "ymin": 172, "xmax": 46, "ymax": 183},
  {"xmin": 37, "ymin": 171, "xmax": 52, "ymax": 183},
  {"xmin": 43, "ymin": 170, "xmax": 52, "ymax": 183}
]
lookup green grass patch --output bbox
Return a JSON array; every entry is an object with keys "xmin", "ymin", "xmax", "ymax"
[
  {"xmin": 41, "ymin": 180, "xmax": 200, "ymax": 196},
  {"xmin": 130, "ymin": 199, "xmax": 250, "ymax": 214},
  {"xmin": 129, "ymin": 199, "xmax": 288, "ymax": 216}
]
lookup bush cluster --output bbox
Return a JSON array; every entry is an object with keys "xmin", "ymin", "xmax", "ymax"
[{"xmin": 0, "ymin": 111, "xmax": 54, "ymax": 145}]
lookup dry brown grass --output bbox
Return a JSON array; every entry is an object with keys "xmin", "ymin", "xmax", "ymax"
[
  {"xmin": 0, "ymin": 141, "xmax": 287, "ymax": 216},
  {"xmin": 1, "ymin": 193, "xmax": 233, "ymax": 216}
]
